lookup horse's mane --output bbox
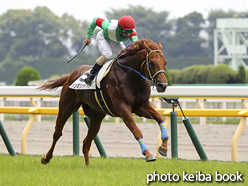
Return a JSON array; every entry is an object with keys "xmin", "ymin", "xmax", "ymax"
[{"xmin": 120, "ymin": 37, "xmax": 160, "ymax": 57}]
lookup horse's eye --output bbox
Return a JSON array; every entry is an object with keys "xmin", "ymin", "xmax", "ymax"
[{"xmin": 150, "ymin": 61, "xmax": 155, "ymax": 67}]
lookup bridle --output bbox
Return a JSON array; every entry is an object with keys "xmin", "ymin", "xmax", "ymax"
[
  {"xmin": 141, "ymin": 50, "xmax": 166, "ymax": 84},
  {"xmin": 117, "ymin": 50, "xmax": 166, "ymax": 84}
]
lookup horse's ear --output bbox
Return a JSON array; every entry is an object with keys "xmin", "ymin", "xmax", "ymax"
[{"xmin": 158, "ymin": 41, "xmax": 163, "ymax": 51}]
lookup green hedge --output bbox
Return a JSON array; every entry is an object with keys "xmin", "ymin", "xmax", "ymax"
[
  {"xmin": 206, "ymin": 64, "xmax": 237, "ymax": 84},
  {"xmin": 15, "ymin": 66, "xmax": 41, "ymax": 86},
  {"xmin": 170, "ymin": 64, "xmax": 246, "ymax": 84},
  {"xmin": 246, "ymin": 69, "xmax": 248, "ymax": 83},
  {"xmin": 195, "ymin": 65, "xmax": 214, "ymax": 84},
  {"xmin": 169, "ymin": 69, "xmax": 180, "ymax": 84}
]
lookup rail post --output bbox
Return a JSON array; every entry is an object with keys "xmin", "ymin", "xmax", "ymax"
[
  {"xmin": 163, "ymin": 98, "xmax": 179, "ymax": 159},
  {"xmin": 73, "ymin": 111, "xmax": 80, "ymax": 156},
  {"xmin": 84, "ymin": 116, "xmax": 108, "ymax": 158},
  {"xmin": 171, "ymin": 111, "xmax": 178, "ymax": 158},
  {"xmin": 163, "ymin": 97, "xmax": 209, "ymax": 161},
  {"xmin": 231, "ymin": 115, "xmax": 247, "ymax": 162},
  {"xmin": 183, "ymin": 118, "xmax": 209, "ymax": 161},
  {"xmin": 177, "ymin": 100, "xmax": 209, "ymax": 161},
  {"xmin": 0, "ymin": 120, "xmax": 17, "ymax": 156},
  {"xmin": 21, "ymin": 113, "xmax": 36, "ymax": 154}
]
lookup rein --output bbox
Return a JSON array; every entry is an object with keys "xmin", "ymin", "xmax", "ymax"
[{"xmin": 117, "ymin": 50, "xmax": 166, "ymax": 84}]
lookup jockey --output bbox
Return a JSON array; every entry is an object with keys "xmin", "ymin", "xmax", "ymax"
[{"xmin": 84, "ymin": 15, "xmax": 138, "ymax": 85}]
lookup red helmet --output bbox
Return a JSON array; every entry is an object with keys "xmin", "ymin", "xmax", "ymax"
[{"xmin": 118, "ymin": 15, "xmax": 135, "ymax": 30}]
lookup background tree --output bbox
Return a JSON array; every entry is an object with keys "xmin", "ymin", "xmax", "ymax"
[
  {"xmin": 0, "ymin": 7, "xmax": 69, "ymax": 61},
  {"xmin": 0, "ymin": 6, "xmax": 247, "ymax": 85},
  {"xmin": 0, "ymin": 7, "xmax": 93, "ymax": 84},
  {"xmin": 166, "ymin": 12, "xmax": 206, "ymax": 57},
  {"xmin": 15, "ymin": 66, "xmax": 41, "ymax": 86}
]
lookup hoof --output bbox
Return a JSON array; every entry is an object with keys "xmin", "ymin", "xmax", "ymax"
[
  {"xmin": 158, "ymin": 146, "xmax": 167, "ymax": 157},
  {"xmin": 41, "ymin": 157, "xmax": 49, "ymax": 165},
  {"xmin": 146, "ymin": 155, "xmax": 156, "ymax": 162}
]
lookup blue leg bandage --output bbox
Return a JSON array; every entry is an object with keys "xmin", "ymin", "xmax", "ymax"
[
  {"xmin": 138, "ymin": 138, "xmax": 148, "ymax": 155},
  {"xmin": 159, "ymin": 122, "xmax": 169, "ymax": 141}
]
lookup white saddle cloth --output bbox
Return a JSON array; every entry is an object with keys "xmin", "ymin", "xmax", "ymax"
[{"xmin": 69, "ymin": 60, "xmax": 113, "ymax": 90}]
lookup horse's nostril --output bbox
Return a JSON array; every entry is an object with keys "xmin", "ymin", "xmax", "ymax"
[
  {"xmin": 156, "ymin": 82, "xmax": 167, "ymax": 92},
  {"xmin": 152, "ymin": 79, "xmax": 157, "ymax": 84}
]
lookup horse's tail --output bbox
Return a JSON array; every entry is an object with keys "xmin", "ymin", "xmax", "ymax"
[{"xmin": 38, "ymin": 75, "xmax": 69, "ymax": 90}]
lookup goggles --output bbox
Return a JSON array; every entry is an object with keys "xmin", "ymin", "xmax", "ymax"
[{"xmin": 121, "ymin": 29, "xmax": 133, "ymax": 34}]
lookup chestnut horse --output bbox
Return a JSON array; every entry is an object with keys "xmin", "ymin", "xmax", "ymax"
[{"xmin": 39, "ymin": 38, "xmax": 169, "ymax": 165}]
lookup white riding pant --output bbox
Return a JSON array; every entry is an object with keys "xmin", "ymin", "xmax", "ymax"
[{"xmin": 96, "ymin": 31, "xmax": 125, "ymax": 60}]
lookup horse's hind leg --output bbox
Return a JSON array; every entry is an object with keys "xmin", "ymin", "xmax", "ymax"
[
  {"xmin": 41, "ymin": 90, "xmax": 80, "ymax": 165},
  {"xmin": 82, "ymin": 104, "xmax": 106, "ymax": 165},
  {"xmin": 41, "ymin": 112, "xmax": 72, "ymax": 164}
]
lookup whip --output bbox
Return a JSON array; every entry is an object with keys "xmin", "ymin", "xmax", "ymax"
[{"xmin": 67, "ymin": 43, "xmax": 88, "ymax": 63}]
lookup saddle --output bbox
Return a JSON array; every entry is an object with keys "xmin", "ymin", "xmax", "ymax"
[{"xmin": 69, "ymin": 59, "xmax": 114, "ymax": 90}]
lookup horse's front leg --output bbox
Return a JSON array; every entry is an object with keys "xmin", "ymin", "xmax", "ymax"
[
  {"xmin": 135, "ymin": 101, "xmax": 169, "ymax": 157},
  {"xmin": 117, "ymin": 104, "xmax": 156, "ymax": 162}
]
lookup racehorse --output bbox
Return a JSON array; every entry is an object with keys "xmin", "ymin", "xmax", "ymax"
[{"xmin": 38, "ymin": 38, "xmax": 169, "ymax": 165}]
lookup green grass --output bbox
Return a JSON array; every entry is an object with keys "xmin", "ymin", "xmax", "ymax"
[{"xmin": 0, "ymin": 154, "xmax": 247, "ymax": 185}]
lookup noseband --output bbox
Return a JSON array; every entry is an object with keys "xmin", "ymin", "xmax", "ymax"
[{"xmin": 117, "ymin": 50, "xmax": 166, "ymax": 84}]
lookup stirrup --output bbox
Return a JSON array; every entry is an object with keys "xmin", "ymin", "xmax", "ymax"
[
  {"xmin": 84, "ymin": 74, "xmax": 95, "ymax": 85},
  {"xmin": 84, "ymin": 77, "xmax": 92, "ymax": 85}
]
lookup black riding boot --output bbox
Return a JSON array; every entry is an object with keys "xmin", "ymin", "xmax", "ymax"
[{"xmin": 84, "ymin": 63, "xmax": 102, "ymax": 85}]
